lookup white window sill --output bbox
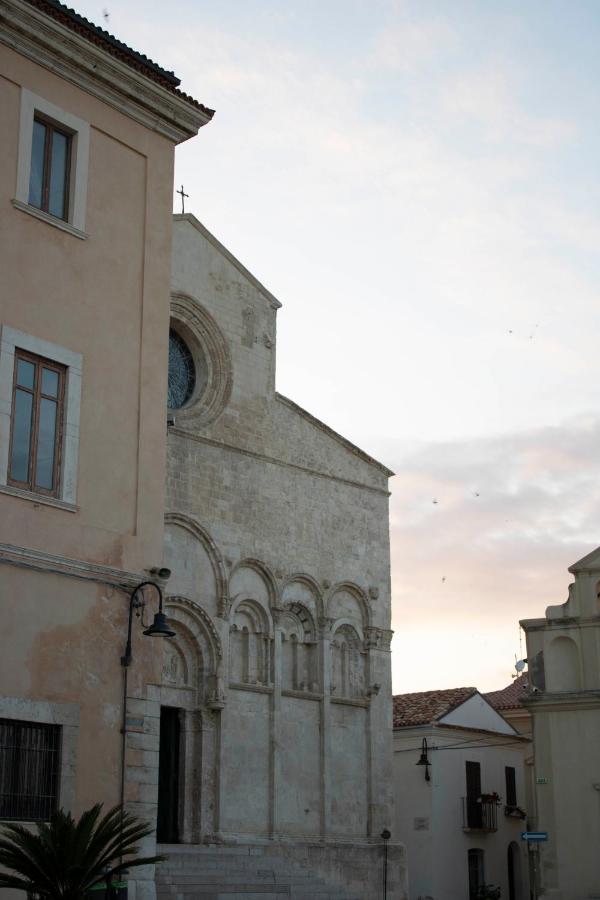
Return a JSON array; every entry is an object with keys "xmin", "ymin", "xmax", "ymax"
[
  {"xmin": 12, "ymin": 199, "xmax": 88, "ymax": 240},
  {"xmin": 0, "ymin": 483, "xmax": 78, "ymax": 512}
]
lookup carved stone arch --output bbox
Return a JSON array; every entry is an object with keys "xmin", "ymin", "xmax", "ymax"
[
  {"xmin": 330, "ymin": 617, "xmax": 365, "ymax": 644},
  {"xmin": 229, "ymin": 557, "xmax": 278, "ymax": 614},
  {"xmin": 281, "ymin": 602, "xmax": 317, "ymax": 642},
  {"xmin": 281, "ymin": 573, "xmax": 323, "ymax": 620},
  {"xmin": 164, "ymin": 596, "xmax": 223, "ymax": 705},
  {"xmin": 229, "ymin": 597, "xmax": 272, "ymax": 687},
  {"xmin": 326, "ymin": 581, "xmax": 371, "ymax": 629},
  {"xmin": 169, "ymin": 291, "xmax": 233, "ymax": 427},
  {"xmin": 165, "ymin": 512, "xmax": 229, "ymax": 617}
]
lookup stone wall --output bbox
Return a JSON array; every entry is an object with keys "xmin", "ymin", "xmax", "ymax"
[{"xmin": 137, "ymin": 214, "xmax": 405, "ymax": 896}]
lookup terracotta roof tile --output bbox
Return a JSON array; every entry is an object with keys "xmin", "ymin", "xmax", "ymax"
[
  {"xmin": 484, "ymin": 673, "xmax": 528, "ymax": 710},
  {"xmin": 24, "ymin": 0, "xmax": 215, "ymax": 117},
  {"xmin": 393, "ymin": 687, "xmax": 477, "ymax": 728}
]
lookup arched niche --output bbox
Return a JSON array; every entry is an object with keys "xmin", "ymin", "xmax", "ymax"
[
  {"xmin": 546, "ymin": 635, "xmax": 581, "ymax": 692},
  {"xmin": 164, "ymin": 513, "xmax": 227, "ymax": 618},
  {"xmin": 331, "ymin": 623, "xmax": 366, "ymax": 700},
  {"xmin": 229, "ymin": 598, "xmax": 272, "ymax": 687},
  {"xmin": 280, "ymin": 602, "xmax": 319, "ymax": 693},
  {"xmin": 281, "ymin": 575, "xmax": 322, "ymax": 622},
  {"xmin": 327, "ymin": 582, "xmax": 370, "ymax": 631},
  {"xmin": 229, "ymin": 559, "xmax": 277, "ymax": 612}
]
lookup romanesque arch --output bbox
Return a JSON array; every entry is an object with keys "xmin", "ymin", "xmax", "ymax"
[
  {"xmin": 279, "ymin": 602, "xmax": 319, "ymax": 693},
  {"xmin": 163, "ymin": 596, "xmax": 223, "ymax": 705},
  {"xmin": 326, "ymin": 581, "xmax": 371, "ymax": 631},
  {"xmin": 164, "ymin": 512, "xmax": 228, "ymax": 617}
]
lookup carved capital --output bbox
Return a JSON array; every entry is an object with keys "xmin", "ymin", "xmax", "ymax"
[
  {"xmin": 318, "ymin": 616, "xmax": 335, "ymax": 637},
  {"xmin": 364, "ymin": 626, "xmax": 393, "ymax": 650}
]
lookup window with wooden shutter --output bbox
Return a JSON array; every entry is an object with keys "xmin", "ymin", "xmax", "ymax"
[
  {"xmin": 505, "ymin": 765, "xmax": 517, "ymax": 807},
  {"xmin": 466, "ymin": 760, "xmax": 482, "ymax": 828}
]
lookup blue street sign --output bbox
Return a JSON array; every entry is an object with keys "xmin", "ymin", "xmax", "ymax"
[{"xmin": 521, "ymin": 832, "xmax": 548, "ymax": 842}]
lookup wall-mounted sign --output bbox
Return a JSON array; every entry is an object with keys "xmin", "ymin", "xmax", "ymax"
[
  {"xmin": 521, "ymin": 831, "xmax": 548, "ymax": 842},
  {"xmin": 536, "ymin": 777, "xmax": 549, "ymax": 784}
]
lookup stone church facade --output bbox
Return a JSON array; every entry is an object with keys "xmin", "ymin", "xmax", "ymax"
[{"xmin": 150, "ymin": 214, "xmax": 405, "ymax": 895}]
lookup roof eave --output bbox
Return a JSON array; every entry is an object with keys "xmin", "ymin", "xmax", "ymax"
[{"xmin": 2, "ymin": 0, "xmax": 212, "ymax": 142}]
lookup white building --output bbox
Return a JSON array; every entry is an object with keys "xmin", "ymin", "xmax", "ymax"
[{"xmin": 393, "ymin": 687, "xmax": 530, "ymax": 900}]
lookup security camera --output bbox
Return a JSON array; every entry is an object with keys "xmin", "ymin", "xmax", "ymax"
[{"xmin": 150, "ymin": 567, "xmax": 171, "ymax": 580}]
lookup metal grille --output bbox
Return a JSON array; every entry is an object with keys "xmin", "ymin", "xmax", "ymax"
[{"xmin": 0, "ymin": 719, "xmax": 60, "ymax": 821}]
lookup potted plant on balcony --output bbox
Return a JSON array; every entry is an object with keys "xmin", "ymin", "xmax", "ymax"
[
  {"xmin": 478, "ymin": 792, "xmax": 502, "ymax": 805},
  {"xmin": 0, "ymin": 803, "xmax": 164, "ymax": 900}
]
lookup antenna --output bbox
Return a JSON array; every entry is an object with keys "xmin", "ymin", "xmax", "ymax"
[{"xmin": 515, "ymin": 657, "xmax": 527, "ymax": 673}]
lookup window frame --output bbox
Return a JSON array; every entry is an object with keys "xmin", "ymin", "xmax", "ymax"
[
  {"xmin": 14, "ymin": 89, "xmax": 90, "ymax": 238},
  {"xmin": 0, "ymin": 718, "xmax": 61, "ymax": 822},
  {"xmin": 8, "ymin": 349, "xmax": 66, "ymax": 498},
  {"xmin": 29, "ymin": 114, "xmax": 73, "ymax": 222},
  {"xmin": 0, "ymin": 697, "xmax": 79, "ymax": 824},
  {"xmin": 0, "ymin": 326, "xmax": 82, "ymax": 508}
]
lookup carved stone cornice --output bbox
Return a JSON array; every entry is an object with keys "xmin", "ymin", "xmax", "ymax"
[
  {"xmin": 0, "ymin": 0, "xmax": 211, "ymax": 142},
  {"xmin": 0, "ymin": 540, "xmax": 140, "ymax": 589}
]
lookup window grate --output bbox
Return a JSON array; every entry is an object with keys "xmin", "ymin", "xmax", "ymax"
[{"xmin": 0, "ymin": 719, "xmax": 61, "ymax": 821}]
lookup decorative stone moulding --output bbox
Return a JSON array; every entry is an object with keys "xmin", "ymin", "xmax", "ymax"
[{"xmin": 169, "ymin": 291, "xmax": 233, "ymax": 428}]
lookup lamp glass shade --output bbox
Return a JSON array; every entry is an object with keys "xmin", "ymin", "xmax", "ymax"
[{"xmin": 143, "ymin": 611, "xmax": 176, "ymax": 638}]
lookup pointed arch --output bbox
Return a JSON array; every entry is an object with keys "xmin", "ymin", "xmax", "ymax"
[{"xmin": 165, "ymin": 512, "xmax": 228, "ymax": 617}]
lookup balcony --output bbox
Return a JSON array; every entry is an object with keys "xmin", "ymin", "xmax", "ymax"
[{"xmin": 462, "ymin": 795, "xmax": 499, "ymax": 832}]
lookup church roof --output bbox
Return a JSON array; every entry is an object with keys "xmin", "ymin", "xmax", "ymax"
[
  {"xmin": 393, "ymin": 687, "xmax": 477, "ymax": 728},
  {"xmin": 23, "ymin": 0, "xmax": 214, "ymax": 116},
  {"xmin": 484, "ymin": 673, "xmax": 528, "ymax": 710}
]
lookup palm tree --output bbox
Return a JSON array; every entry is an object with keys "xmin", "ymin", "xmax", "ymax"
[{"xmin": 0, "ymin": 804, "xmax": 165, "ymax": 900}]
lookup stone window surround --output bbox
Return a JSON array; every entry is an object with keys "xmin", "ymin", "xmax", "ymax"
[
  {"xmin": 0, "ymin": 696, "xmax": 79, "ymax": 817},
  {"xmin": 0, "ymin": 326, "xmax": 82, "ymax": 508},
  {"xmin": 13, "ymin": 88, "xmax": 90, "ymax": 239}
]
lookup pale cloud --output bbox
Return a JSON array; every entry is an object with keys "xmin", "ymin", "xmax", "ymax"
[
  {"xmin": 388, "ymin": 414, "xmax": 600, "ymax": 692},
  {"xmin": 440, "ymin": 65, "xmax": 576, "ymax": 146},
  {"xmin": 369, "ymin": 18, "xmax": 457, "ymax": 73}
]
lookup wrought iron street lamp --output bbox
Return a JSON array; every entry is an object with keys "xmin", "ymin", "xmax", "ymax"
[
  {"xmin": 416, "ymin": 737, "xmax": 432, "ymax": 782},
  {"xmin": 121, "ymin": 580, "xmax": 175, "ymax": 668}
]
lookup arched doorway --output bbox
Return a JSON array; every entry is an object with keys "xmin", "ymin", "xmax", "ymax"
[
  {"xmin": 156, "ymin": 598, "xmax": 223, "ymax": 844},
  {"xmin": 507, "ymin": 841, "xmax": 522, "ymax": 900}
]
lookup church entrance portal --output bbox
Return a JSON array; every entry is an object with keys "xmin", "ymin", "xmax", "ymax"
[{"xmin": 157, "ymin": 706, "xmax": 181, "ymax": 843}]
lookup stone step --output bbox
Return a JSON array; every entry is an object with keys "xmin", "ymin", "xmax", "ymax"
[{"xmin": 156, "ymin": 847, "xmax": 358, "ymax": 900}]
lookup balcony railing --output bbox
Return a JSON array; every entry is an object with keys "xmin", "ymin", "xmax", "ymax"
[{"xmin": 462, "ymin": 795, "xmax": 498, "ymax": 832}]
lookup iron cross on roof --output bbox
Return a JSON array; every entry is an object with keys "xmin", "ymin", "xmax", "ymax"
[{"xmin": 177, "ymin": 185, "xmax": 189, "ymax": 214}]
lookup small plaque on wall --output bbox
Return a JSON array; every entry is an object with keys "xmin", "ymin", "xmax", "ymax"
[{"xmin": 414, "ymin": 817, "xmax": 430, "ymax": 831}]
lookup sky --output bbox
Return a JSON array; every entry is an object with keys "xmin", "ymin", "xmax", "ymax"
[{"xmin": 76, "ymin": 0, "xmax": 600, "ymax": 692}]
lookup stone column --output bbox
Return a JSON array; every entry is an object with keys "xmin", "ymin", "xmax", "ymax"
[
  {"xmin": 270, "ymin": 607, "xmax": 284, "ymax": 837},
  {"xmin": 364, "ymin": 627, "xmax": 394, "ymax": 839},
  {"xmin": 318, "ymin": 616, "xmax": 334, "ymax": 840}
]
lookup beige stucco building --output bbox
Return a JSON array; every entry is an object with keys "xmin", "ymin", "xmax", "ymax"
[
  {"xmin": 0, "ymin": 2, "xmax": 209, "ymax": 898},
  {"xmin": 520, "ymin": 547, "xmax": 600, "ymax": 900}
]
